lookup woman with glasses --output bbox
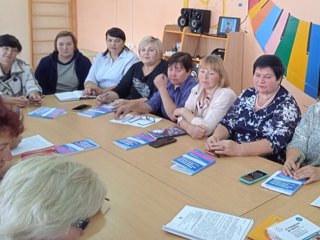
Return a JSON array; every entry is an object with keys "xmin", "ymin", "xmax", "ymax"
[
  {"xmin": 0, "ymin": 34, "xmax": 42, "ymax": 107},
  {"xmin": 84, "ymin": 27, "xmax": 139, "ymax": 96},
  {"xmin": 0, "ymin": 99, "xmax": 23, "ymax": 177},
  {"xmin": 173, "ymin": 55, "xmax": 236, "ymax": 139},
  {"xmin": 35, "ymin": 31, "xmax": 92, "ymax": 95},
  {"xmin": 0, "ymin": 154, "xmax": 106, "ymax": 239},
  {"xmin": 96, "ymin": 36, "xmax": 167, "ymax": 106},
  {"xmin": 206, "ymin": 55, "xmax": 301, "ymax": 163}
]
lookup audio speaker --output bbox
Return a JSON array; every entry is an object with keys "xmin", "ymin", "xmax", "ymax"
[
  {"xmin": 177, "ymin": 8, "xmax": 192, "ymax": 31},
  {"xmin": 189, "ymin": 9, "xmax": 211, "ymax": 34}
]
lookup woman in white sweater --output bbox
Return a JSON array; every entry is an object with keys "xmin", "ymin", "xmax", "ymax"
[{"xmin": 174, "ymin": 55, "xmax": 236, "ymax": 139}]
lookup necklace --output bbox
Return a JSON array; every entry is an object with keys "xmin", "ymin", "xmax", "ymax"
[{"xmin": 255, "ymin": 86, "xmax": 280, "ymax": 110}]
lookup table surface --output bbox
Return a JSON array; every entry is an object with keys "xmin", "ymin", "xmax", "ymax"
[{"xmin": 20, "ymin": 96, "xmax": 320, "ymax": 239}]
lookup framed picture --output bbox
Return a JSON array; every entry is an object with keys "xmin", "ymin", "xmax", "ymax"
[{"xmin": 217, "ymin": 17, "xmax": 240, "ymax": 35}]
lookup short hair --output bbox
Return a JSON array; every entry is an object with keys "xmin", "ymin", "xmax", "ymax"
[
  {"xmin": 253, "ymin": 54, "xmax": 285, "ymax": 80},
  {"xmin": 54, "ymin": 31, "xmax": 78, "ymax": 51},
  {"xmin": 0, "ymin": 99, "xmax": 23, "ymax": 137},
  {"xmin": 103, "ymin": 27, "xmax": 129, "ymax": 56},
  {"xmin": 199, "ymin": 55, "xmax": 230, "ymax": 88},
  {"xmin": 138, "ymin": 36, "xmax": 163, "ymax": 59},
  {"xmin": 168, "ymin": 52, "xmax": 193, "ymax": 72},
  {"xmin": 0, "ymin": 34, "xmax": 22, "ymax": 53},
  {"xmin": 0, "ymin": 154, "xmax": 107, "ymax": 240}
]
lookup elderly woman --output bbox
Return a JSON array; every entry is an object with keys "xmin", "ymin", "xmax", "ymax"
[
  {"xmin": 114, "ymin": 52, "xmax": 197, "ymax": 121},
  {"xmin": 0, "ymin": 100, "xmax": 23, "ymax": 176},
  {"xmin": 35, "ymin": 31, "xmax": 92, "ymax": 95},
  {"xmin": 206, "ymin": 54, "xmax": 301, "ymax": 163},
  {"xmin": 96, "ymin": 36, "xmax": 167, "ymax": 106},
  {"xmin": 0, "ymin": 154, "xmax": 106, "ymax": 240},
  {"xmin": 84, "ymin": 27, "xmax": 139, "ymax": 96},
  {"xmin": 173, "ymin": 55, "xmax": 236, "ymax": 139},
  {"xmin": 0, "ymin": 34, "xmax": 42, "ymax": 107},
  {"xmin": 283, "ymin": 102, "xmax": 320, "ymax": 184}
]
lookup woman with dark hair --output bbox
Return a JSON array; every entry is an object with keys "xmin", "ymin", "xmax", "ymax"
[
  {"xmin": 114, "ymin": 52, "xmax": 197, "ymax": 121},
  {"xmin": 0, "ymin": 34, "xmax": 42, "ymax": 107},
  {"xmin": 84, "ymin": 27, "xmax": 139, "ymax": 96},
  {"xmin": 0, "ymin": 99, "xmax": 24, "ymax": 175},
  {"xmin": 206, "ymin": 55, "xmax": 301, "ymax": 163},
  {"xmin": 35, "ymin": 31, "xmax": 92, "ymax": 95}
]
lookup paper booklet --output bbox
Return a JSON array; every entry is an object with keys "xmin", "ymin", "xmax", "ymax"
[
  {"xmin": 266, "ymin": 214, "xmax": 320, "ymax": 240},
  {"xmin": 113, "ymin": 133, "xmax": 155, "ymax": 150},
  {"xmin": 55, "ymin": 90, "xmax": 96, "ymax": 102},
  {"xmin": 28, "ymin": 106, "xmax": 67, "ymax": 119},
  {"xmin": 77, "ymin": 104, "xmax": 114, "ymax": 118},
  {"xmin": 11, "ymin": 135, "xmax": 54, "ymax": 156},
  {"xmin": 163, "ymin": 205, "xmax": 254, "ymax": 240},
  {"xmin": 261, "ymin": 170, "xmax": 305, "ymax": 196},
  {"xmin": 54, "ymin": 139, "xmax": 100, "ymax": 154},
  {"xmin": 247, "ymin": 214, "xmax": 284, "ymax": 240},
  {"xmin": 147, "ymin": 126, "xmax": 187, "ymax": 139},
  {"xmin": 170, "ymin": 149, "xmax": 216, "ymax": 175},
  {"xmin": 110, "ymin": 114, "xmax": 162, "ymax": 128}
]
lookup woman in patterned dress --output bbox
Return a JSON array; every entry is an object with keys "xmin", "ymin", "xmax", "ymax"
[{"xmin": 206, "ymin": 55, "xmax": 301, "ymax": 163}]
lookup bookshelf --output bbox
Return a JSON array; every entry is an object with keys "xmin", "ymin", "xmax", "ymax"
[{"xmin": 162, "ymin": 24, "xmax": 244, "ymax": 94}]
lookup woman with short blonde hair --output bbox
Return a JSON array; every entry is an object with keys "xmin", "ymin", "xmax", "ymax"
[{"xmin": 0, "ymin": 154, "xmax": 106, "ymax": 240}]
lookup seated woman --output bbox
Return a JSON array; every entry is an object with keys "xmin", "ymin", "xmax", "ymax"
[
  {"xmin": 114, "ymin": 52, "xmax": 197, "ymax": 121},
  {"xmin": 96, "ymin": 36, "xmax": 167, "ymax": 106},
  {"xmin": 206, "ymin": 54, "xmax": 301, "ymax": 163},
  {"xmin": 35, "ymin": 31, "xmax": 92, "ymax": 95},
  {"xmin": 283, "ymin": 102, "xmax": 320, "ymax": 184},
  {"xmin": 173, "ymin": 55, "xmax": 236, "ymax": 139},
  {"xmin": 0, "ymin": 154, "xmax": 106, "ymax": 239},
  {"xmin": 0, "ymin": 99, "xmax": 24, "ymax": 177},
  {"xmin": 0, "ymin": 34, "xmax": 42, "ymax": 107},
  {"xmin": 84, "ymin": 27, "xmax": 139, "ymax": 96}
]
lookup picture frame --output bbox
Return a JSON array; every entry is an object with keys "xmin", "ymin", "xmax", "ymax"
[{"xmin": 217, "ymin": 16, "xmax": 240, "ymax": 35}]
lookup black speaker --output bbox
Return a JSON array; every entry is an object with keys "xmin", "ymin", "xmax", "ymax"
[
  {"xmin": 177, "ymin": 8, "xmax": 192, "ymax": 31},
  {"xmin": 189, "ymin": 9, "xmax": 211, "ymax": 34}
]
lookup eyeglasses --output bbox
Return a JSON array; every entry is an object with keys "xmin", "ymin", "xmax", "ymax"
[
  {"xmin": 123, "ymin": 115, "xmax": 156, "ymax": 126},
  {"xmin": 72, "ymin": 218, "xmax": 90, "ymax": 231}
]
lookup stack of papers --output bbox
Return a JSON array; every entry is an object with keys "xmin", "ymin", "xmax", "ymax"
[
  {"xmin": 267, "ymin": 215, "xmax": 320, "ymax": 240},
  {"xmin": 55, "ymin": 90, "xmax": 96, "ymax": 102},
  {"xmin": 11, "ymin": 135, "xmax": 54, "ymax": 156},
  {"xmin": 28, "ymin": 107, "xmax": 67, "ymax": 119},
  {"xmin": 163, "ymin": 205, "xmax": 254, "ymax": 240},
  {"xmin": 170, "ymin": 149, "xmax": 216, "ymax": 175},
  {"xmin": 77, "ymin": 104, "xmax": 114, "ymax": 118},
  {"xmin": 261, "ymin": 170, "xmax": 305, "ymax": 196},
  {"xmin": 113, "ymin": 133, "xmax": 155, "ymax": 150}
]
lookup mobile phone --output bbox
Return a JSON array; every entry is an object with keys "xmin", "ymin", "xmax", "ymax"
[
  {"xmin": 72, "ymin": 104, "xmax": 91, "ymax": 111},
  {"xmin": 148, "ymin": 137, "xmax": 177, "ymax": 148},
  {"xmin": 240, "ymin": 170, "xmax": 269, "ymax": 185}
]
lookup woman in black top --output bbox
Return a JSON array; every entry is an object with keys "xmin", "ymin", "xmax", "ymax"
[{"xmin": 96, "ymin": 36, "xmax": 167, "ymax": 106}]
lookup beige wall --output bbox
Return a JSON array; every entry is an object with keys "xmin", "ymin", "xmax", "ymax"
[
  {"xmin": 0, "ymin": 0, "xmax": 318, "ymax": 109},
  {"xmin": 0, "ymin": 0, "xmax": 30, "ymax": 63}
]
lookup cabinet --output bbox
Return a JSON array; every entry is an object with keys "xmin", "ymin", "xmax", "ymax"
[{"xmin": 162, "ymin": 24, "xmax": 244, "ymax": 94}]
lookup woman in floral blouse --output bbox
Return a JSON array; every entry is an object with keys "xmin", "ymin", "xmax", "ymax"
[
  {"xmin": 283, "ymin": 102, "xmax": 320, "ymax": 184},
  {"xmin": 206, "ymin": 55, "xmax": 301, "ymax": 163}
]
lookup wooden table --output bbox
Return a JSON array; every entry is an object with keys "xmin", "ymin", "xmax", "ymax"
[{"xmin": 20, "ymin": 96, "xmax": 320, "ymax": 239}]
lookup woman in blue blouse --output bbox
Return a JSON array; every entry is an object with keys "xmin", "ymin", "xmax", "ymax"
[{"xmin": 206, "ymin": 55, "xmax": 301, "ymax": 163}]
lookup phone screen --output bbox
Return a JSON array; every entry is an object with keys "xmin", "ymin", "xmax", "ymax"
[
  {"xmin": 241, "ymin": 170, "xmax": 268, "ymax": 181},
  {"xmin": 72, "ymin": 104, "xmax": 91, "ymax": 111}
]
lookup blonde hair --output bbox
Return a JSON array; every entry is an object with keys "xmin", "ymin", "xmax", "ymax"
[
  {"xmin": 199, "ymin": 55, "xmax": 230, "ymax": 88},
  {"xmin": 138, "ymin": 36, "xmax": 163, "ymax": 59},
  {"xmin": 0, "ymin": 154, "xmax": 106, "ymax": 240}
]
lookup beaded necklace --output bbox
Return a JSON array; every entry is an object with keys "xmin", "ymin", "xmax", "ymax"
[{"xmin": 255, "ymin": 86, "xmax": 280, "ymax": 110}]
